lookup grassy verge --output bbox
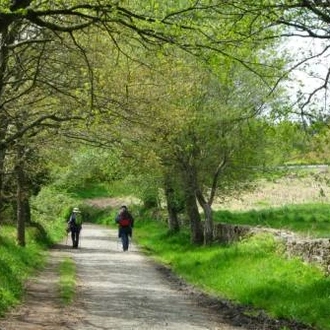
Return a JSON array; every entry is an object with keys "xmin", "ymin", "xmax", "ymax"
[
  {"xmin": 0, "ymin": 226, "xmax": 46, "ymax": 316},
  {"xmin": 214, "ymin": 203, "xmax": 330, "ymax": 238},
  {"xmin": 134, "ymin": 217, "xmax": 330, "ymax": 330},
  {"xmin": 58, "ymin": 257, "xmax": 76, "ymax": 305}
]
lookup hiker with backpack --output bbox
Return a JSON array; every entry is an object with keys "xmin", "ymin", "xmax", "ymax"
[
  {"xmin": 67, "ymin": 207, "xmax": 82, "ymax": 248},
  {"xmin": 115, "ymin": 205, "xmax": 134, "ymax": 251}
]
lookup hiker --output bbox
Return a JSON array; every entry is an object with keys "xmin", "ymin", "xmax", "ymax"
[
  {"xmin": 115, "ymin": 205, "xmax": 134, "ymax": 251},
  {"xmin": 67, "ymin": 207, "xmax": 82, "ymax": 248}
]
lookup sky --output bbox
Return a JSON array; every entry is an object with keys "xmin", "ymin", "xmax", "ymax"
[{"xmin": 283, "ymin": 36, "xmax": 330, "ymax": 116}]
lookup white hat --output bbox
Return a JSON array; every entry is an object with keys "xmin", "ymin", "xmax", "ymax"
[{"xmin": 73, "ymin": 207, "xmax": 80, "ymax": 213}]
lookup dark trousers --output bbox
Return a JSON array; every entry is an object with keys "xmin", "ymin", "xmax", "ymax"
[
  {"xmin": 71, "ymin": 228, "xmax": 81, "ymax": 248},
  {"xmin": 119, "ymin": 227, "xmax": 132, "ymax": 251}
]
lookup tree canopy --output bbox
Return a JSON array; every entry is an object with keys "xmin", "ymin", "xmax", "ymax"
[{"xmin": 1, "ymin": 0, "xmax": 329, "ymax": 245}]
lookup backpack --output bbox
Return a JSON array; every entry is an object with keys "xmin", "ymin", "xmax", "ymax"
[
  {"xmin": 75, "ymin": 214, "xmax": 82, "ymax": 225},
  {"xmin": 70, "ymin": 213, "xmax": 82, "ymax": 226},
  {"xmin": 118, "ymin": 217, "xmax": 130, "ymax": 227}
]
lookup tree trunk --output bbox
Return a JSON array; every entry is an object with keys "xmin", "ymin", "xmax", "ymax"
[
  {"xmin": 195, "ymin": 189, "xmax": 213, "ymax": 245},
  {"xmin": 196, "ymin": 158, "xmax": 228, "ymax": 245},
  {"xmin": 0, "ymin": 111, "xmax": 10, "ymax": 222},
  {"xmin": 16, "ymin": 145, "xmax": 25, "ymax": 247},
  {"xmin": 0, "ymin": 24, "xmax": 13, "ymax": 222},
  {"xmin": 16, "ymin": 171, "xmax": 25, "ymax": 246},
  {"xmin": 0, "ymin": 145, "xmax": 6, "ymax": 219},
  {"xmin": 164, "ymin": 180, "xmax": 180, "ymax": 232},
  {"xmin": 202, "ymin": 202, "xmax": 213, "ymax": 245},
  {"xmin": 185, "ymin": 185, "xmax": 203, "ymax": 244},
  {"xmin": 23, "ymin": 198, "xmax": 31, "ymax": 224},
  {"xmin": 182, "ymin": 164, "xmax": 203, "ymax": 245}
]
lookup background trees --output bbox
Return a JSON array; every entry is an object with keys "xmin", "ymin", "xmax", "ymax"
[{"xmin": 1, "ymin": 1, "xmax": 328, "ymax": 245}]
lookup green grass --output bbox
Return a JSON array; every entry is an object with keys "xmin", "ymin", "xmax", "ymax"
[
  {"xmin": 0, "ymin": 226, "xmax": 46, "ymax": 316},
  {"xmin": 58, "ymin": 257, "xmax": 76, "ymax": 305},
  {"xmin": 70, "ymin": 179, "xmax": 136, "ymax": 199},
  {"xmin": 0, "ymin": 221, "xmax": 77, "ymax": 315},
  {"xmin": 71, "ymin": 183, "xmax": 111, "ymax": 199},
  {"xmin": 3, "ymin": 180, "xmax": 330, "ymax": 328},
  {"xmin": 134, "ymin": 217, "xmax": 330, "ymax": 330},
  {"xmin": 214, "ymin": 203, "xmax": 330, "ymax": 238}
]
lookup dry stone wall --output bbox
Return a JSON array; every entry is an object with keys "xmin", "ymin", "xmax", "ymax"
[
  {"xmin": 285, "ymin": 238, "xmax": 330, "ymax": 274},
  {"xmin": 212, "ymin": 223, "xmax": 330, "ymax": 275}
]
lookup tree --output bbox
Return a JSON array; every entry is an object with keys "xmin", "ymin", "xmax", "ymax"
[
  {"xmin": 221, "ymin": 1, "xmax": 330, "ymax": 118},
  {"xmin": 104, "ymin": 45, "xmax": 282, "ymax": 244},
  {"xmin": 0, "ymin": 9, "xmax": 92, "ymax": 233},
  {"xmin": 0, "ymin": 1, "xmax": 288, "ymax": 245}
]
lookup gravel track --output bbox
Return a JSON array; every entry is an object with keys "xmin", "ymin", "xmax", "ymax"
[{"xmin": 0, "ymin": 223, "xmax": 243, "ymax": 330}]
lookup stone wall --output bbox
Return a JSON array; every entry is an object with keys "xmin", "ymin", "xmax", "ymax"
[
  {"xmin": 212, "ymin": 223, "xmax": 251, "ymax": 244},
  {"xmin": 285, "ymin": 238, "xmax": 330, "ymax": 275},
  {"xmin": 212, "ymin": 223, "xmax": 330, "ymax": 275}
]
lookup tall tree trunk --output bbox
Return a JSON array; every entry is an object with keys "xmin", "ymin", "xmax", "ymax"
[
  {"xmin": 164, "ymin": 177, "xmax": 180, "ymax": 232},
  {"xmin": 185, "ymin": 184, "xmax": 203, "ymax": 245},
  {"xmin": 16, "ymin": 144, "xmax": 25, "ymax": 246},
  {"xmin": 196, "ymin": 157, "xmax": 228, "ymax": 245},
  {"xmin": 16, "ymin": 178, "xmax": 25, "ymax": 246},
  {"xmin": 0, "ymin": 23, "xmax": 14, "ymax": 222},
  {"xmin": 0, "ymin": 33, "xmax": 10, "ymax": 221},
  {"xmin": 0, "ymin": 118, "xmax": 7, "ymax": 218},
  {"xmin": 182, "ymin": 164, "xmax": 203, "ymax": 245},
  {"xmin": 202, "ymin": 203, "xmax": 213, "ymax": 245},
  {"xmin": 196, "ymin": 189, "xmax": 213, "ymax": 245},
  {"xmin": 23, "ymin": 198, "xmax": 31, "ymax": 224},
  {"xmin": 0, "ymin": 143, "xmax": 6, "ymax": 219}
]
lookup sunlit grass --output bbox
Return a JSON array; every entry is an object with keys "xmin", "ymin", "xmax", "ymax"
[
  {"xmin": 214, "ymin": 203, "xmax": 330, "ymax": 238},
  {"xmin": 0, "ymin": 226, "xmax": 45, "ymax": 316},
  {"xmin": 71, "ymin": 183, "xmax": 111, "ymax": 199},
  {"xmin": 58, "ymin": 257, "xmax": 76, "ymax": 305},
  {"xmin": 135, "ymin": 218, "xmax": 330, "ymax": 330}
]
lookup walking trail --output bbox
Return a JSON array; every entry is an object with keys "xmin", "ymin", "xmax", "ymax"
[{"xmin": 0, "ymin": 223, "xmax": 245, "ymax": 330}]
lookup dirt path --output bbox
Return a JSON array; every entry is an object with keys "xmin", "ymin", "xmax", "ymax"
[
  {"xmin": 0, "ymin": 246, "xmax": 82, "ymax": 330},
  {"xmin": 0, "ymin": 223, "xmax": 244, "ymax": 330}
]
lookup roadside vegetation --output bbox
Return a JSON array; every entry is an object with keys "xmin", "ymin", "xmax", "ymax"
[
  {"xmin": 0, "ymin": 186, "xmax": 80, "ymax": 316},
  {"xmin": 134, "ymin": 212, "xmax": 330, "ymax": 330},
  {"xmin": 2, "ymin": 2, "xmax": 330, "ymax": 328},
  {"xmin": 58, "ymin": 257, "xmax": 77, "ymax": 305},
  {"xmin": 0, "ymin": 226, "xmax": 46, "ymax": 316},
  {"xmin": 1, "ymin": 178, "xmax": 330, "ymax": 329},
  {"xmin": 215, "ymin": 203, "xmax": 330, "ymax": 238}
]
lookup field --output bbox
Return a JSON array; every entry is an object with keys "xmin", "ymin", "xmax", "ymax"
[{"xmin": 218, "ymin": 168, "xmax": 330, "ymax": 211}]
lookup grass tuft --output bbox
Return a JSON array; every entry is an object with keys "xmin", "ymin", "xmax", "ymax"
[{"xmin": 58, "ymin": 257, "xmax": 76, "ymax": 305}]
